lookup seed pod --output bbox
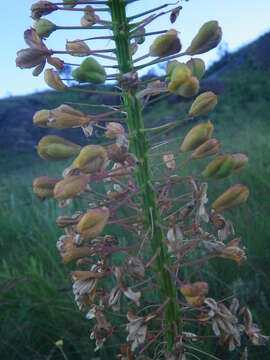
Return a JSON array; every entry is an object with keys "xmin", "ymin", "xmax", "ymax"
[
  {"xmin": 76, "ymin": 207, "xmax": 110, "ymax": 240},
  {"xmin": 33, "ymin": 19, "xmax": 56, "ymax": 38},
  {"xmin": 44, "ymin": 69, "xmax": 67, "ymax": 91},
  {"xmin": 33, "ymin": 176, "xmax": 59, "ymax": 199},
  {"xmin": 201, "ymin": 154, "xmax": 234, "ymax": 179},
  {"xmin": 177, "ymin": 76, "xmax": 199, "ymax": 98},
  {"xmin": 107, "ymin": 143, "xmax": 127, "ymax": 163},
  {"xmin": 33, "ymin": 109, "xmax": 50, "ymax": 127},
  {"xmin": 186, "ymin": 58, "xmax": 206, "ymax": 80},
  {"xmin": 186, "ymin": 20, "xmax": 222, "ymax": 55},
  {"xmin": 72, "ymin": 57, "xmax": 106, "ymax": 84},
  {"xmin": 189, "ymin": 91, "xmax": 218, "ymax": 117},
  {"xmin": 66, "ymin": 40, "xmax": 91, "ymax": 57},
  {"xmin": 212, "ymin": 184, "xmax": 249, "ymax": 213},
  {"xmin": 71, "ymin": 145, "xmax": 108, "ymax": 173},
  {"xmin": 57, "ymin": 235, "xmax": 93, "ymax": 265},
  {"xmin": 180, "ymin": 282, "xmax": 208, "ymax": 307},
  {"xmin": 181, "ymin": 121, "xmax": 214, "ymax": 152},
  {"xmin": 47, "ymin": 104, "xmax": 89, "ymax": 129},
  {"xmin": 150, "ymin": 29, "xmax": 182, "ymax": 58},
  {"xmin": 31, "ymin": 1, "xmax": 58, "ymax": 19},
  {"xmin": 232, "ymin": 153, "xmax": 248, "ymax": 173},
  {"xmin": 63, "ymin": 0, "xmax": 77, "ymax": 8},
  {"xmin": 37, "ymin": 135, "xmax": 81, "ymax": 161},
  {"xmin": 192, "ymin": 138, "xmax": 220, "ymax": 159},
  {"xmin": 168, "ymin": 64, "xmax": 192, "ymax": 93},
  {"xmin": 166, "ymin": 60, "xmax": 181, "ymax": 79},
  {"xmin": 54, "ymin": 174, "xmax": 90, "ymax": 200}
]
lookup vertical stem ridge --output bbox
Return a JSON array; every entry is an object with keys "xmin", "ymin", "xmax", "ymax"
[{"xmin": 108, "ymin": 0, "xmax": 181, "ymax": 349}]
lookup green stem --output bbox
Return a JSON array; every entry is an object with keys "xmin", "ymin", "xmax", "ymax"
[{"xmin": 108, "ymin": 0, "xmax": 181, "ymax": 349}]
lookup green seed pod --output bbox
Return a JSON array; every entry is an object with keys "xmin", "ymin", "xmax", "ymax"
[
  {"xmin": 33, "ymin": 176, "xmax": 59, "ymax": 199},
  {"xmin": 212, "ymin": 184, "xmax": 249, "ymax": 213},
  {"xmin": 186, "ymin": 21, "xmax": 222, "ymax": 55},
  {"xmin": 47, "ymin": 104, "xmax": 89, "ymax": 129},
  {"xmin": 192, "ymin": 138, "xmax": 220, "ymax": 159},
  {"xmin": 168, "ymin": 64, "xmax": 191, "ymax": 93},
  {"xmin": 166, "ymin": 60, "xmax": 182, "ymax": 79},
  {"xmin": 150, "ymin": 29, "xmax": 182, "ymax": 58},
  {"xmin": 189, "ymin": 91, "xmax": 218, "ymax": 117},
  {"xmin": 186, "ymin": 58, "xmax": 206, "ymax": 80},
  {"xmin": 71, "ymin": 145, "xmax": 108, "ymax": 173},
  {"xmin": 201, "ymin": 154, "xmax": 234, "ymax": 179},
  {"xmin": 33, "ymin": 109, "xmax": 50, "ymax": 127},
  {"xmin": 177, "ymin": 76, "xmax": 199, "ymax": 98},
  {"xmin": 44, "ymin": 69, "xmax": 67, "ymax": 91},
  {"xmin": 31, "ymin": 1, "xmax": 58, "ymax": 19},
  {"xmin": 72, "ymin": 57, "xmax": 106, "ymax": 84},
  {"xmin": 66, "ymin": 40, "xmax": 91, "ymax": 57},
  {"xmin": 54, "ymin": 174, "xmax": 90, "ymax": 200},
  {"xmin": 37, "ymin": 135, "xmax": 81, "ymax": 161},
  {"xmin": 180, "ymin": 121, "xmax": 214, "ymax": 152},
  {"xmin": 76, "ymin": 207, "xmax": 110, "ymax": 240},
  {"xmin": 63, "ymin": 0, "xmax": 77, "ymax": 8},
  {"xmin": 232, "ymin": 153, "xmax": 248, "ymax": 173},
  {"xmin": 33, "ymin": 19, "xmax": 56, "ymax": 38}
]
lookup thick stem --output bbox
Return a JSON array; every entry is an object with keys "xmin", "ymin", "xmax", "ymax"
[{"xmin": 108, "ymin": 0, "xmax": 181, "ymax": 349}]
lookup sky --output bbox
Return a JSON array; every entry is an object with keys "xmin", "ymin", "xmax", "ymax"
[{"xmin": 1, "ymin": 0, "xmax": 270, "ymax": 98}]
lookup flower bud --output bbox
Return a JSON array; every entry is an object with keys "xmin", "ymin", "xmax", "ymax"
[
  {"xmin": 201, "ymin": 154, "xmax": 235, "ymax": 179},
  {"xmin": 54, "ymin": 174, "xmax": 90, "ymax": 200},
  {"xmin": 180, "ymin": 121, "xmax": 214, "ymax": 152},
  {"xmin": 180, "ymin": 282, "xmax": 208, "ymax": 307},
  {"xmin": 186, "ymin": 21, "xmax": 222, "ymax": 55},
  {"xmin": 33, "ymin": 109, "xmax": 50, "ymax": 127},
  {"xmin": 16, "ymin": 48, "xmax": 48, "ymax": 69},
  {"xmin": 72, "ymin": 57, "xmax": 106, "ymax": 84},
  {"xmin": 44, "ymin": 69, "xmax": 67, "ymax": 91},
  {"xmin": 37, "ymin": 135, "xmax": 81, "ymax": 161},
  {"xmin": 71, "ymin": 145, "xmax": 108, "ymax": 173},
  {"xmin": 66, "ymin": 40, "xmax": 91, "ymax": 57},
  {"xmin": 31, "ymin": 1, "xmax": 58, "ymax": 19},
  {"xmin": 189, "ymin": 91, "xmax": 218, "ymax": 117},
  {"xmin": 186, "ymin": 58, "xmax": 205, "ymax": 80},
  {"xmin": 33, "ymin": 176, "xmax": 59, "ymax": 199},
  {"xmin": 212, "ymin": 184, "xmax": 249, "ymax": 213},
  {"xmin": 105, "ymin": 122, "xmax": 125, "ymax": 139},
  {"xmin": 33, "ymin": 19, "xmax": 56, "ymax": 38},
  {"xmin": 232, "ymin": 153, "xmax": 248, "ymax": 174},
  {"xmin": 168, "ymin": 64, "xmax": 191, "ymax": 93},
  {"xmin": 177, "ymin": 76, "xmax": 199, "ymax": 98},
  {"xmin": 63, "ymin": 0, "xmax": 77, "ymax": 8},
  {"xmin": 150, "ymin": 29, "xmax": 182, "ymax": 58},
  {"xmin": 192, "ymin": 138, "xmax": 220, "ymax": 159},
  {"xmin": 76, "ymin": 207, "xmax": 110, "ymax": 240},
  {"xmin": 47, "ymin": 104, "xmax": 89, "ymax": 129}
]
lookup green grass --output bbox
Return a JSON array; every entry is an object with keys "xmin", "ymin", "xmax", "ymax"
[{"xmin": 1, "ymin": 61, "xmax": 270, "ymax": 359}]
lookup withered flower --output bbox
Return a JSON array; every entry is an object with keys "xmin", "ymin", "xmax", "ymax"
[
  {"xmin": 90, "ymin": 307, "xmax": 113, "ymax": 351},
  {"xmin": 163, "ymin": 151, "xmax": 176, "ymax": 170},
  {"xmin": 126, "ymin": 311, "xmax": 147, "ymax": 352},
  {"xmin": 180, "ymin": 282, "xmax": 208, "ymax": 307},
  {"xmin": 243, "ymin": 308, "xmax": 270, "ymax": 346},
  {"xmin": 56, "ymin": 235, "xmax": 93, "ymax": 264},
  {"xmin": 31, "ymin": 1, "xmax": 58, "ymax": 20}
]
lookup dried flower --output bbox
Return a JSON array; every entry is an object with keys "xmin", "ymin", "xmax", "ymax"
[
  {"xmin": 37, "ymin": 135, "xmax": 81, "ymax": 161},
  {"xmin": 163, "ymin": 151, "xmax": 176, "ymax": 169},
  {"xmin": 243, "ymin": 308, "xmax": 270, "ymax": 346},
  {"xmin": 150, "ymin": 29, "xmax": 182, "ymax": 57},
  {"xmin": 186, "ymin": 58, "xmax": 206, "ymax": 80},
  {"xmin": 76, "ymin": 207, "xmax": 110, "ymax": 241},
  {"xmin": 180, "ymin": 282, "xmax": 208, "ymax": 307},
  {"xmin": 181, "ymin": 121, "xmax": 214, "ymax": 152},
  {"xmin": 186, "ymin": 21, "xmax": 222, "ymax": 55},
  {"xmin": 44, "ymin": 69, "xmax": 67, "ymax": 91},
  {"xmin": 126, "ymin": 257, "xmax": 145, "ymax": 278},
  {"xmin": 189, "ymin": 91, "xmax": 218, "ymax": 118},
  {"xmin": 31, "ymin": 1, "xmax": 58, "ymax": 19},
  {"xmin": 126, "ymin": 311, "xmax": 147, "ymax": 352},
  {"xmin": 56, "ymin": 235, "xmax": 93, "ymax": 264},
  {"xmin": 71, "ymin": 145, "xmax": 108, "ymax": 173},
  {"xmin": 212, "ymin": 184, "xmax": 249, "ymax": 213},
  {"xmin": 32, "ymin": 176, "xmax": 59, "ymax": 199},
  {"xmin": 72, "ymin": 57, "xmax": 106, "ymax": 84},
  {"xmin": 170, "ymin": 6, "xmax": 182, "ymax": 24},
  {"xmin": 105, "ymin": 122, "xmax": 125, "ymax": 138}
]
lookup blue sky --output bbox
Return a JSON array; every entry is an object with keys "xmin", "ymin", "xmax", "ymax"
[{"xmin": 2, "ymin": 0, "xmax": 270, "ymax": 98}]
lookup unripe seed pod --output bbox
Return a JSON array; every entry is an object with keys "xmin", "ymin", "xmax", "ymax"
[
  {"xmin": 38, "ymin": 135, "xmax": 81, "ymax": 161},
  {"xmin": 186, "ymin": 20, "xmax": 222, "ymax": 55},
  {"xmin": 33, "ymin": 19, "xmax": 56, "ymax": 38},
  {"xmin": 150, "ymin": 29, "xmax": 181, "ymax": 58},
  {"xmin": 66, "ymin": 40, "xmax": 91, "ymax": 57},
  {"xmin": 72, "ymin": 57, "xmax": 106, "ymax": 84},
  {"xmin": 189, "ymin": 91, "xmax": 218, "ymax": 117},
  {"xmin": 54, "ymin": 174, "xmax": 90, "ymax": 200},
  {"xmin": 33, "ymin": 176, "xmax": 59, "ymax": 199},
  {"xmin": 168, "ymin": 64, "xmax": 192, "ymax": 93},
  {"xmin": 177, "ymin": 76, "xmax": 199, "ymax": 98},
  {"xmin": 63, "ymin": 0, "xmax": 77, "ymax": 8},
  {"xmin": 71, "ymin": 145, "xmax": 108, "ymax": 173},
  {"xmin": 181, "ymin": 121, "xmax": 214, "ymax": 152},
  {"xmin": 31, "ymin": 1, "xmax": 58, "ymax": 19},
  {"xmin": 44, "ymin": 69, "xmax": 67, "ymax": 91},
  {"xmin": 232, "ymin": 153, "xmax": 248, "ymax": 174},
  {"xmin": 201, "ymin": 154, "xmax": 234, "ymax": 179},
  {"xmin": 192, "ymin": 138, "xmax": 220, "ymax": 159},
  {"xmin": 186, "ymin": 58, "xmax": 206, "ymax": 80},
  {"xmin": 76, "ymin": 207, "xmax": 110, "ymax": 240},
  {"xmin": 166, "ymin": 60, "xmax": 181, "ymax": 79},
  {"xmin": 33, "ymin": 109, "xmax": 50, "ymax": 127},
  {"xmin": 212, "ymin": 184, "xmax": 249, "ymax": 213},
  {"xmin": 49, "ymin": 104, "xmax": 89, "ymax": 129}
]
